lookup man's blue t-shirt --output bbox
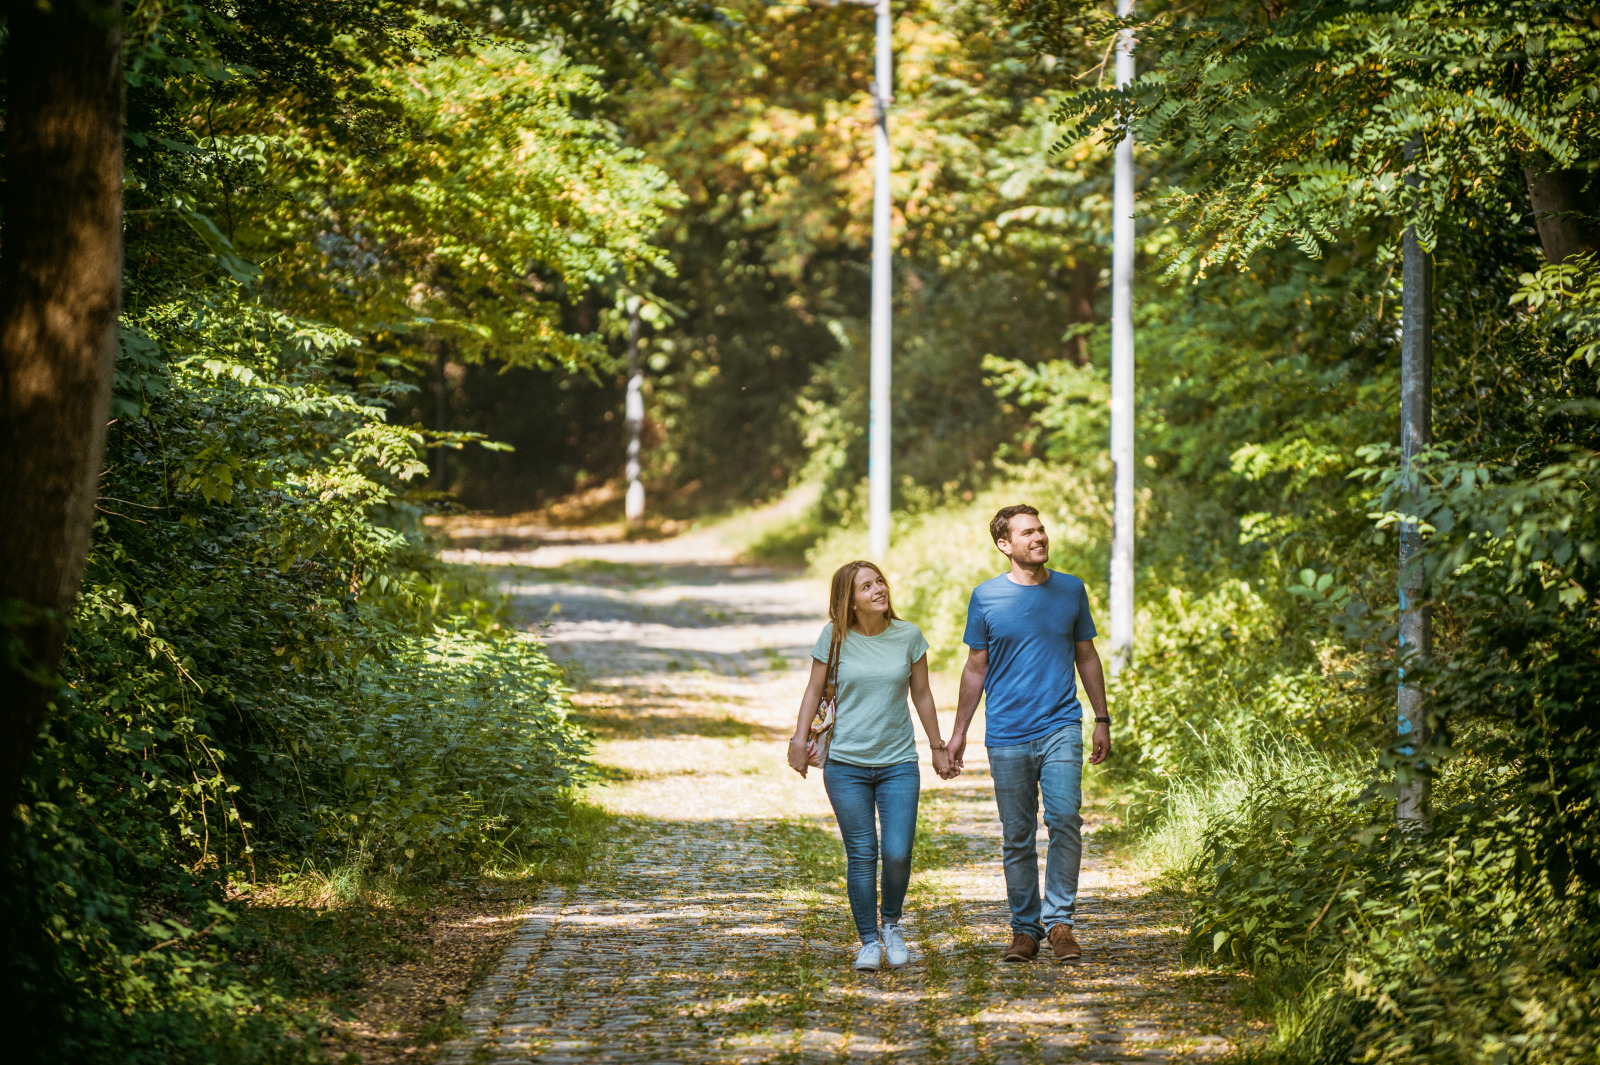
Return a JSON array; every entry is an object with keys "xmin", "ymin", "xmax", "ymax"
[{"xmin": 962, "ymin": 570, "xmax": 1098, "ymax": 747}]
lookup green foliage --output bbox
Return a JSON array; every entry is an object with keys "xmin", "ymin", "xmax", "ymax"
[
  {"xmin": 247, "ymin": 43, "xmax": 680, "ymax": 371},
  {"xmin": 1036, "ymin": 0, "xmax": 1600, "ymax": 267},
  {"xmin": 8, "ymin": 288, "xmax": 593, "ymax": 1061},
  {"xmin": 334, "ymin": 631, "xmax": 590, "ymax": 876},
  {"xmin": 943, "ymin": 5, "xmax": 1600, "ymax": 1064},
  {"xmin": 522, "ymin": 0, "xmax": 1119, "ymax": 509},
  {"xmin": 771, "ymin": 8, "xmax": 1600, "ymax": 1064},
  {"xmin": 1, "ymin": 2, "xmax": 680, "ymax": 1059},
  {"xmin": 1514, "ymin": 253, "xmax": 1600, "ymax": 367}
]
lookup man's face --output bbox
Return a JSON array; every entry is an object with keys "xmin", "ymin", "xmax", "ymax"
[{"xmin": 998, "ymin": 513, "xmax": 1049, "ymax": 565}]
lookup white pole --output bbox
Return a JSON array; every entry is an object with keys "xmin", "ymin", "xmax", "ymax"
[
  {"xmin": 868, "ymin": 0, "xmax": 893, "ymax": 561},
  {"xmin": 624, "ymin": 297, "xmax": 645, "ymax": 527},
  {"xmin": 1108, "ymin": 0, "xmax": 1136, "ymax": 676}
]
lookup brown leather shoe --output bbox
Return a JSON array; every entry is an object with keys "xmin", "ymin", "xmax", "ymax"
[
  {"xmin": 1047, "ymin": 923, "xmax": 1082, "ymax": 962},
  {"xmin": 1001, "ymin": 932, "xmax": 1038, "ymax": 963}
]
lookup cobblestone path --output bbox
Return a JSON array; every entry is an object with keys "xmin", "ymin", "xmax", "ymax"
[{"xmin": 438, "ymin": 532, "xmax": 1254, "ymax": 1064}]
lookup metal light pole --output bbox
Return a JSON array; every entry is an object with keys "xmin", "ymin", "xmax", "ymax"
[
  {"xmin": 624, "ymin": 297, "xmax": 645, "ymax": 527},
  {"xmin": 1397, "ymin": 148, "xmax": 1432, "ymax": 828},
  {"xmin": 867, "ymin": 0, "xmax": 893, "ymax": 561},
  {"xmin": 1108, "ymin": 0, "xmax": 1136, "ymax": 676}
]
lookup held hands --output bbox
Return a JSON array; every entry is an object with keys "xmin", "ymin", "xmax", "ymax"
[
  {"xmin": 931, "ymin": 742, "xmax": 960, "ymax": 780},
  {"xmin": 945, "ymin": 731, "xmax": 967, "ymax": 774}
]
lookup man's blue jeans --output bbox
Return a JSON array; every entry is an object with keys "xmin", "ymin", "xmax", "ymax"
[
  {"xmin": 822, "ymin": 759, "xmax": 920, "ymax": 944},
  {"xmin": 988, "ymin": 723, "xmax": 1083, "ymax": 941}
]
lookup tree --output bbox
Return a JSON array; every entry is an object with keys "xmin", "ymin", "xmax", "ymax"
[{"xmin": 0, "ymin": 0, "xmax": 124, "ymax": 820}]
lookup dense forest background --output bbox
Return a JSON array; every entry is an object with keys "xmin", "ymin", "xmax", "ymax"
[
  {"xmin": 2, "ymin": 1, "xmax": 1599, "ymax": 1063},
  {"xmin": 437, "ymin": 0, "xmax": 1103, "ymax": 513}
]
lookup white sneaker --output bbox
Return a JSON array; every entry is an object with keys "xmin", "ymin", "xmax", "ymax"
[
  {"xmin": 882, "ymin": 923, "xmax": 909, "ymax": 967},
  {"xmin": 854, "ymin": 940, "xmax": 883, "ymax": 971}
]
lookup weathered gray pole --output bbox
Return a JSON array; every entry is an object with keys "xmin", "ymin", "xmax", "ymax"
[
  {"xmin": 868, "ymin": 0, "xmax": 893, "ymax": 560},
  {"xmin": 1108, "ymin": 0, "xmax": 1136, "ymax": 676},
  {"xmin": 1397, "ymin": 150, "xmax": 1432, "ymax": 828},
  {"xmin": 624, "ymin": 297, "xmax": 645, "ymax": 527}
]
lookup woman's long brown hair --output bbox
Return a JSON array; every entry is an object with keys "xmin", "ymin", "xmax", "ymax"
[{"xmin": 823, "ymin": 560, "xmax": 899, "ymax": 684}]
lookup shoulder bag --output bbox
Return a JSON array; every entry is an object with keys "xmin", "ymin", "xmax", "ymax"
[{"xmin": 805, "ymin": 636, "xmax": 842, "ymax": 768}]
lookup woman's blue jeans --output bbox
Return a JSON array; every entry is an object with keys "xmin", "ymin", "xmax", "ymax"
[{"xmin": 822, "ymin": 759, "xmax": 920, "ymax": 944}]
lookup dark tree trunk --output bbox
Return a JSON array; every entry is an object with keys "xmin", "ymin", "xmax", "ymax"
[
  {"xmin": 1064, "ymin": 256, "xmax": 1097, "ymax": 365},
  {"xmin": 431, "ymin": 338, "xmax": 451, "ymax": 489},
  {"xmin": 1525, "ymin": 159, "xmax": 1600, "ymax": 265},
  {"xmin": 0, "ymin": 0, "xmax": 124, "ymax": 819}
]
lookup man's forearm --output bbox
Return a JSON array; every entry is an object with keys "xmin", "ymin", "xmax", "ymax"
[
  {"xmin": 1078, "ymin": 653, "xmax": 1108, "ymax": 720},
  {"xmin": 952, "ymin": 666, "xmax": 984, "ymax": 736}
]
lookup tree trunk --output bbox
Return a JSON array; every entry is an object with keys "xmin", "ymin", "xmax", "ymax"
[
  {"xmin": 0, "ymin": 0, "xmax": 125, "ymax": 819},
  {"xmin": 1397, "ymin": 141, "xmax": 1432, "ymax": 830},
  {"xmin": 1524, "ymin": 160, "xmax": 1600, "ymax": 265},
  {"xmin": 1064, "ymin": 255, "xmax": 1097, "ymax": 366},
  {"xmin": 431, "ymin": 338, "xmax": 450, "ymax": 490}
]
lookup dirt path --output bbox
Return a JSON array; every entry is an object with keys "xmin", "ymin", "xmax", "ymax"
[{"xmin": 437, "ymin": 532, "xmax": 1252, "ymax": 1064}]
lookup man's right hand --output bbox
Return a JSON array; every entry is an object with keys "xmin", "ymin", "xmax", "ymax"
[{"xmin": 946, "ymin": 730, "xmax": 967, "ymax": 771}]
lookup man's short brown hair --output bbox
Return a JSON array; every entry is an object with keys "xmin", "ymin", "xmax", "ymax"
[{"xmin": 990, "ymin": 504, "xmax": 1040, "ymax": 545}]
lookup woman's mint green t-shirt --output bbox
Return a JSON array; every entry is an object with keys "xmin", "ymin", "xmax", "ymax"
[{"xmin": 812, "ymin": 619, "xmax": 930, "ymax": 767}]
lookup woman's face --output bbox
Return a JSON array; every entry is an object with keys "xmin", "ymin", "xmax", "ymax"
[{"xmin": 852, "ymin": 567, "xmax": 890, "ymax": 617}]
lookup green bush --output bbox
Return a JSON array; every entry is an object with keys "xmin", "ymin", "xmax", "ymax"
[
  {"xmin": 330, "ymin": 632, "xmax": 590, "ymax": 876},
  {"xmin": 3, "ymin": 293, "xmax": 592, "ymax": 1064}
]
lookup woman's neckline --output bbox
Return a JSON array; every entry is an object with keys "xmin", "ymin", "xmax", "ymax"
[{"xmin": 848, "ymin": 617, "xmax": 895, "ymax": 638}]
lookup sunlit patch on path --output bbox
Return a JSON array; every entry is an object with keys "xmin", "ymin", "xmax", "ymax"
[{"xmin": 440, "ymin": 533, "xmax": 1256, "ymax": 1063}]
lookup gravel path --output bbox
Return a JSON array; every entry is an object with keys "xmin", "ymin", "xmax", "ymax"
[{"xmin": 437, "ymin": 532, "xmax": 1253, "ymax": 1064}]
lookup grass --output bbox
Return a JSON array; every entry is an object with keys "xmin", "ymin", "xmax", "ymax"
[
  {"xmin": 1120, "ymin": 732, "xmax": 1365, "ymax": 882},
  {"xmin": 913, "ymin": 789, "xmax": 991, "ymax": 873},
  {"xmin": 703, "ymin": 483, "xmax": 824, "ymax": 566},
  {"xmin": 235, "ymin": 887, "xmax": 424, "ymax": 999},
  {"xmin": 741, "ymin": 513, "xmax": 826, "ymax": 566},
  {"xmin": 526, "ymin": 557, "xmax": 665, "ymax": 586}
]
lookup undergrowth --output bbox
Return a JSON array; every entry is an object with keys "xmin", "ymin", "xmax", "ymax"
[{"xmin": 3, "ymin": 305, "xmax": 597, "ymax": 1064}]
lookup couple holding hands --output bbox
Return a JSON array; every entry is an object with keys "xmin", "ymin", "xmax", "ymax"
[{"xmin": 787, "ymin": 504, "xmax": 1113, "ymax": 972}]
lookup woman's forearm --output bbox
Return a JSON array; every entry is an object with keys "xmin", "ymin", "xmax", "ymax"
[
  {"xmin": 794, "ymin": 695, "xmax": 819, "ymax": 738},
  {"xmin": 908, "ymin": 657, "xmax": 943, "ymax": 745},
  {"xmin": 915, "ymin": 697, "xmax": 934, "ymax": 745}
]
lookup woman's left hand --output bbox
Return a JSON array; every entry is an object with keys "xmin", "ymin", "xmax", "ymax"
[
  {"xmin": 931, "ymin": 746, "xmax": 957, "ymax": 779},
  {"xmin": 787, "ymin": 733, "xmax": 810, "ymax": 778}
]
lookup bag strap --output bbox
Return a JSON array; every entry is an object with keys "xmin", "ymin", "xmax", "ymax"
[{"xmin": 823, "ymin": 626, "xmax": 843, "ymax": 702}]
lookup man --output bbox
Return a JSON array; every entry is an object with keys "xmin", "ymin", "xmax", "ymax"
[{"xmin": 946, "ymin": 504, "xmax": 1112, "ymax": 964}]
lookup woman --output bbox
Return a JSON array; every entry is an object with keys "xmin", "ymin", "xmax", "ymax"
[{"xmin": 788, "ymin": 560, "xmax": 955, "ymax": 972}]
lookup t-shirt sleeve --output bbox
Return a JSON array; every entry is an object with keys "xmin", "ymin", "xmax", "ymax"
[
  {"xmin": 906, "ymin": 623, "xmax": 930, "ymax": 664},
  {"xmin": 811, "ymin": 622, "xmax": 834, "ymax": 662},
  {"xmin": 1074, "ymin": 581, "xmax": 1098, "ymax": 641},
  {"xmin": 961, "ymin": 588, "xmax": 988, "ymax": 650}
]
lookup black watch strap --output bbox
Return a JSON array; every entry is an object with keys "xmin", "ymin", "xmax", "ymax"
[{"xmin": 1094, "ymin": 716, "xmax": 1111, "ymax": 723}]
